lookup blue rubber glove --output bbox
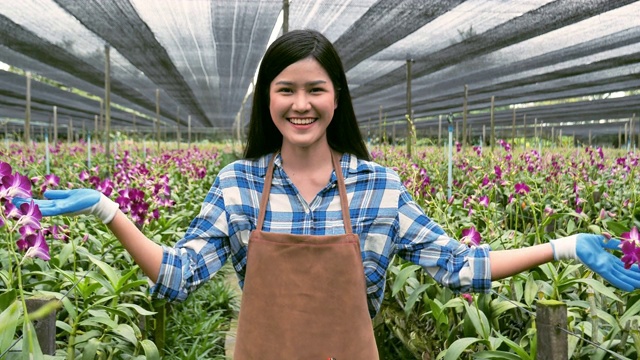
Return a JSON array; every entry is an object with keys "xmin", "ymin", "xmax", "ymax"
[
  {"xmin": 550, "ymin": 234, "xmax": 640, "ymax": 291},
  {"xmin": 12, "ymin": 189, "xmax": 119, "ymax": 224}
]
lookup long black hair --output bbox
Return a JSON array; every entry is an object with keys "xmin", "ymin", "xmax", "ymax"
[{"xmin": 243, "ymin": 29, "xmax": 370, "ymax": 161}]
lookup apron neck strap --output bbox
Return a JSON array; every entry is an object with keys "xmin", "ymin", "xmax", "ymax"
[{"xmin": 257, "ymin": 151, "xmax": 352, "ymax": 234}]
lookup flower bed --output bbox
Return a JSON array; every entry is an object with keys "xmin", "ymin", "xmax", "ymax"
[{"xmin": 1, "ymin": 139, "xmax": 639, "ymax": 359}]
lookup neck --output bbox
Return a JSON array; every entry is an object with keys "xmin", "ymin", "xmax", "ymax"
[{"xmin": 280, "ymin": 142, "xmax": 333, "ymax": 172}]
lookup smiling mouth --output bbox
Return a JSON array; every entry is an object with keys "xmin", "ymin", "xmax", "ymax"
[{"xmin": 287, "ymin": 118, "xmax": 316, "ymax": 125}]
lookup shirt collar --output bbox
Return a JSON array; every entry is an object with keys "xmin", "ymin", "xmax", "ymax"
[{"xmin": 258, "ymin": 151, "xmax": 360, "ymax": 178}]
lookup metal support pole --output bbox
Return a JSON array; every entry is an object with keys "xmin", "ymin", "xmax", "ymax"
[
  {"xmin": 155, "ymin": 89, "xmax": 160, "ymax": 150},
  {"xmin": 523, "ymin": 114, "xmax": 527, "ymax": 152},
  {"xmin": 25, "ymin": 72, "xmax": 31, "ymax": 144},
  {"xmin": 188, "ymin": 115, "xmax": 192, "ymax": 148},
  {"xmin": 511, "ymin": 107, "xmax": 516, "ymax": 146},
  {"xmin": 53, "ymin": 106, "xmax": 58, "ymax": 144},
  {"xmin": 438, "ymin": 115, "xmax": 442, "ymax": 146},
  {"xmin": 105, "ymin": 45, "xmax": 111, "ymax": 161},
  {"xmin": 282, "ymin": 0, "xmax": 289, "ymax": 33},
  {"xmin": 176, "ymin": 106, "xmax": 181, "ymax": 149},
  {"xmin": 462, "ymin": 84, "xmax": 468, "ymax": 148},
  {"xmin": 378, "ymin": 107, "xmax": 383, "ymax": 143},
  {"xmin": 406, "ymin": 59, "xmax": 413, "ymax": 157},
  {"xmin": 490, "ymin": 96, "xmax": 495, "ymax": 152}
]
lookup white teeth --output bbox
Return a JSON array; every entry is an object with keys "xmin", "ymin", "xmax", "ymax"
[{"xmin": 288, "ymin": 118, "xmax": 316, "ymax": 125}]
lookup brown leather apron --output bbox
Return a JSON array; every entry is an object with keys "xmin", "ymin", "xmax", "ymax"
[{"xmin": 233, "ymin": 152, "xmax": 379, "ymax": 359}]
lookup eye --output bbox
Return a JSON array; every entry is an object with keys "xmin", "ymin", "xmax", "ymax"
[
  {"xmin": 310, "ymin": 87, "xmax": 325, "ymax": 93},
  {"xmin": 276, "ymin": 87, "xmax": 293, "ymax": 94}
]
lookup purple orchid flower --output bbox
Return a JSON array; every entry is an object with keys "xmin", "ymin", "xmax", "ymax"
[
  {"xmin": 41, "ymin": 173, "xmax": 60, "ymax": 192},
  {"xmin": 461, "ymin": 226, "xmax": 481, "ymax": 247},
  {"xmin": 18, "ymin": 232, "xmax": 50, "ymax": 261},
  {"xmin": 4, "ymin": 202, "xmax": 21, "ymax": 219},
  {"xmin": 494, "ymin": 166, "xmax": 502, "ymax": 179},
  {"xmin": 621, "ymin": 226, "xmax": 640, "ymax": 270},
  {"xmin": 0, "ymin": 172, "xmax": 32, "ymax": 200},
  {"xmin": 15, "ymin": 200, "xmax": 42, "ymax": 230},
  {"xmin": 478, "ymin": 195, "xmax": 489, "ymax": 207},
  {"xmin": 514, "ymin": 182, "xmax": 530, "ymax": 195},
  {"xmin": 79, "ymin": 170, "xmax": 90, "ymax": 182},
  {"xmin": 0, "ymin": 162, "xmax": 12, "ymax": 178}
]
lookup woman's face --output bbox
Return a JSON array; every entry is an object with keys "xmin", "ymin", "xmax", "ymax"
[{"xmin": 269, "ymin": 57, "xmax": 337, "ymax": 152}]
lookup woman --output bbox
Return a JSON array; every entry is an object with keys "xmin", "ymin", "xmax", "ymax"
[{"xmin": 17, "ymin": 30, "xmax": 640, "ymax": 359}]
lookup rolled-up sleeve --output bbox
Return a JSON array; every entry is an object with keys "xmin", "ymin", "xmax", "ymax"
[
  {"xmin": 150, "ymin": 177, "xmax": 231, "ymax": 301},
  {"xmin": 394, "ymin": 187, "xmax": 492, "ymax": 293}
]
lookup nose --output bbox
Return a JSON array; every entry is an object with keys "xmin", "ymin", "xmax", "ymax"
[{"xmin": 291, "ymin": 92, "xmax": 311, "ymax": 112}]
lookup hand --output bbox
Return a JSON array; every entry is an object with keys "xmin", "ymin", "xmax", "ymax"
[
  {"xmin": 550, "ymin": 234, "xmax": 640, "ymax": 291},
  {"xmin": 12, "ymin": 189, "xmax": 119, "ymax": 224}
]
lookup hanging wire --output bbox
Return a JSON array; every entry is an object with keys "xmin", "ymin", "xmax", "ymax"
[{"xmin": 491, "ymin": 290, "xmax": 630, "ymax": 360}]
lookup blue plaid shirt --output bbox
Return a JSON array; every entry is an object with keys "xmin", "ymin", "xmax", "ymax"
[{"xmin": 151, "ymin": 152, "xmax": 492, "ymax": 317}]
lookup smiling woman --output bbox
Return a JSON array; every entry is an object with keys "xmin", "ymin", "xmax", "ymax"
[{"xmin": 269, "ymin": 57, "xmax": 337, "ymax": 154}]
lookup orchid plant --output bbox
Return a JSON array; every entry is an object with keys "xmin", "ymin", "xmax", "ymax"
[{"xmin": 0, "ymin": 161, "xmax": 52, "ymax": 357}]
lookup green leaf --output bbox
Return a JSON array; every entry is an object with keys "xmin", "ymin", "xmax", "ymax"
[
  {"xmin": 587, "ymin": 224, "xmax": 602, "ymax": 235},
  {"xmin": 115, "ymin": 267, "xmax": 140, "ymax": 292},
  {"xmin": 490, "ymin": 298, "xmax": 526, "ymax": 318},
  {"xmin": 22, "ymin": 320, "xmax": 44, "ymax": 360},
  {"xmin": 0, "ymin": 289, "xmax": 17, "ymax": 312},
  {"xmin": 443, "ymin": 337, "xmax": 485, "ymax": 360},
  {"xmin": 79, "ymin": 316, "xmax": 119, "ymax": 330},
  {"xmin": 603, "ymin": 220, "xmax": 628, "ymax": 237},
  {"xmin": 474, "ymin": 350, "xmax": 522, "ymax": 360},
  {"xmin": 494, "ymin": 331, "xmax": 531, "ymax": 360},
  {"xmin": 567, "ymin": 219, "xmax": 576, "ymax": 234},
  {"xmin": 524, "ymin": 273, "xmax": 537, "ymax": 306},
  {"xmin": 391, "ymin": 264, "xmax": 421, "ymax": 296},
  {"xmin": 566, "ymin": 278, "xmax": 621, "ymax": 303},
  {"xmin": 118, "ymin": 303, "xmax": 156, "ymax": 317},
  {"xmin": 619, "ymin": 297, "xmax": 640, "ymax": 325},
  {"xmin": 58, "ymin": 242, "xmax": 74, "ymax": 267},
  {"xmin": 55, "ymin": 320, "xmax": 73, "ymax": 334},
  {"xmin": 0, "ymin": 301, "xmax": 20, "ymax": 352},
  {"xmin": 140, "ymin": 339, "xmax": 160, "ymax": 360},
  {"xmin": 62, "ymin": 297, "xmax": 78, "ymax": 319},
  {"xmin": 87, "ymin": 255, "xmax": 121, "ymax": 289},
  {"xmin": 85, "ymin": 272, "xmax": 115, "ymax": 295},
  {"xmin": 403, "ymin": 283, "xmax": 429, "ymax": 315},
  {"xmin": 81, "ymin": 338, "xmax": 100, "ymax": 360},
  {"xmin": 117, "ymin": 279, "xmax": 149, "ymax": 295},
  {"xmin": 463, "ymin": 302, "xmax": 490, "ymax": 339},
  {"xmin": 429, "ymin": 299, "xmax": 447, "ymax": 327},
  {"xmin": 111, "ymin": 324, "xmax": 138, "ymax": 346},
  {"xmin": 75, "ymin": 330, "xmax": 102, "ymax": 345}
]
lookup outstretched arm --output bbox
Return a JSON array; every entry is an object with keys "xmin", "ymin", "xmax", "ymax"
[
  {"xmin": 14, "ymin": 189, "xmax": 163, "ymax": 282},
  {"xmin": 490, "ymin": 234, "xmax": 640, "ymax": 291},
  {"xmin": 107, "ymin": 210, "xmax": 163, "ymax": 282},
  {"xmin": 489, "ymin": 243, "xmax": 554, "ymax": 281}
]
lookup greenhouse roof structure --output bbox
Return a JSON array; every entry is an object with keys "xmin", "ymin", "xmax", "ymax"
[{"xmin": 1, "ymin": 0, "xmax": 639, "ymax": 140}]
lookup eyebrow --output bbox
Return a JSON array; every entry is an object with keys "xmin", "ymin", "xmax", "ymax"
[{"xmin": 274, "ymin": 80, "xmax": 328, "ymax": 86}]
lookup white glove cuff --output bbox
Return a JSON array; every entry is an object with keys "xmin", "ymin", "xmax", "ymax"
[
  {"xmin": 550, "ymin": 235, "xmax": 578, "ymax": 261},
  {"xmin": 93, "ymin": 194, "xmax": 120, "ymax": 224}
]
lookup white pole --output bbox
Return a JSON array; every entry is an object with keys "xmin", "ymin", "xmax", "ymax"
[
  {"xmin": 45, "ymin": 132, "xmax": 50, "ymax": 174},
  {"xmin": 87, "ymin": 133, "xmax": 92, "ymax": 169},
  {"xmin": 447, "ymin": 114, "xmax": 453, "ymax": 199}
]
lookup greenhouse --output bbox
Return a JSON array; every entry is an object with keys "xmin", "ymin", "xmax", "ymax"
[{"xmin": 1, "ymin": 0, "xmax": 640, "ymax": 359}]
